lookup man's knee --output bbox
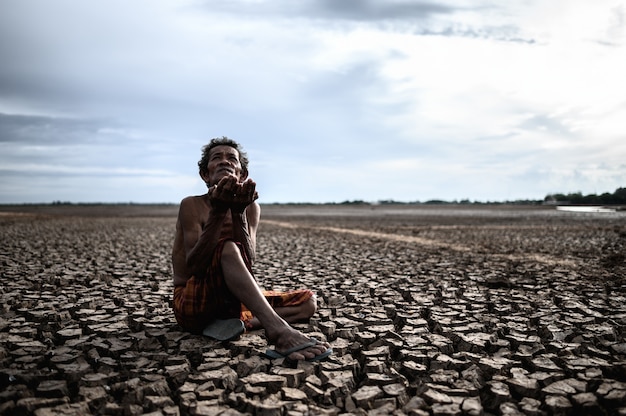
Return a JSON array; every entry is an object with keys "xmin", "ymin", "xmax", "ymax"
[{"xmin": 221, "ymin": 240, "xmax": 243, "ymax": 263}]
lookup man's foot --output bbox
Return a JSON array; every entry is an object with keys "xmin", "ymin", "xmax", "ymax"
[
  {"xmin": 265, "ymin": 337, "xmax": 332, "ymax": 361},
  {"xmin": 266, "ymin": 326, "xmax": 331, "ymax": 361}
]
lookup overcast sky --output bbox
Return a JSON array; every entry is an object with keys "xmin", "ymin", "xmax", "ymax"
[{"xmin": 1, "ymin": 0, "xmax": 625, "ymax": 204}]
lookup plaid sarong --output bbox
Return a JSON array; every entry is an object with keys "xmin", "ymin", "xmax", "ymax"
[
  {"xmin": 240, "ymin": 289, "xmax": 315, "ymax": 327},
  {"xmin": 173, "ymin": 238, "xmax": 314, "ymax": 334}
]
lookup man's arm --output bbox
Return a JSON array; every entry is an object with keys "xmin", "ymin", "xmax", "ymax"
[
  {"xmin": 217, "ymin": 176, "xmax": 259, "ymax": 264},
  {"xmin": 179, "ymin": 196, "xmax": 228, "ymax": 278},
  {"xmin": 232, "ymin": 201, "xmax": 260, "ymax": 264}
]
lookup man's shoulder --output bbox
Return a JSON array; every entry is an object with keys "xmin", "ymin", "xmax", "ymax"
[
  {"xmin": 178, "ymin": 194, "xmax": 209, "ymax": 217},
  {"xmin": 180, "ymin": 194, "xmax": 207, "ymax": 206}
]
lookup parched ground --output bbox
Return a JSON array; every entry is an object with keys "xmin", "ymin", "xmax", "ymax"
[{"xmin": 1, "ymin": 204, "xmax": 625, "ymax": 415}]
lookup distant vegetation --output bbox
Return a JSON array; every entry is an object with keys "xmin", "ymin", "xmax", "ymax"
[
  {"xmin": 321, "ymin": 187, "xmax": 626, "ymax": 206},
  {"xmin": 544, "ymin": 187, "xmax": 626, "ymax": 205}
]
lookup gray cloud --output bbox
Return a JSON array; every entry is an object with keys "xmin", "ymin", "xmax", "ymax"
[
  {"xmin": 413, "ymin": 25, "xmax": 536, "ymax": 43},
  {"xmin": 198, "ymin": 0, "xmax": 455, "ymax": 21},
  {"xmin": 517, "ymin": 114, "xmax": 570, "ymax": 135},
  {"xmin": 305, "ymin": 0, "xmax": 454, "ymax": 21},
  {"xmin": 192, "ymin": 0, "xmax": 534, "ymax": 46},
  {"xmin": 0, "ymin": 113, "xmax": 106, "ymax": 144},
  {"xmin": 0, "ymin": 113, "xmax": 130, "ymax": 179}
]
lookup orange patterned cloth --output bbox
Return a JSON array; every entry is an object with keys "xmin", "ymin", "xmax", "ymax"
[
  {"xmin": 240, "ymin": 289, "xmax": 315, "ymax": 328},
  {"xmin": 173, "ymin": 238, "xmax": 314, "ymax": 334}
]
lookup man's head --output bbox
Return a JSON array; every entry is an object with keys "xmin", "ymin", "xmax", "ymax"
[{"xmin": 198, "ymin": 137, "xmax": 249, "ymax": 188}]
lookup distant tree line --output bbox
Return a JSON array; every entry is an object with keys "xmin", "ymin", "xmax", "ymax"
[
  {"xmin": 544, "ymin": 187, "xmax": 626, "ymax": 205},
  {"xmin": 374, "ymin": 199, "xmax": 543, "ymax": 205},
  {"xmin": 339, "ymin": 187, "xmax": 626, "ymax": 205}
]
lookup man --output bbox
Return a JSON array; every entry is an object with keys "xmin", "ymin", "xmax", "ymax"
[{"xmin": 172, "ymin": 137, "xmax": 331, "ymax": 361}]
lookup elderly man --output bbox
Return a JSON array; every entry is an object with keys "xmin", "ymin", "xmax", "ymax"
[{"xmin": 172, "ymin": 136, "xmax": 331, "ymax": 361}]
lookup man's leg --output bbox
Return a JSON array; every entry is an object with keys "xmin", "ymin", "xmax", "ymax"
[
  {"xmin": 245, "ymin": 296, "xmax": 317, "ymax": 330},
  {"xmin": 220, "ymin": 241, "xmax": 329, "ymax": 361}
]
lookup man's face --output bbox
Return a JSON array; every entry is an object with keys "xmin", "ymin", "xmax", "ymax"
[{"xmin": 203, "ymin": 145, "xmax": 243, "ymax": 186}]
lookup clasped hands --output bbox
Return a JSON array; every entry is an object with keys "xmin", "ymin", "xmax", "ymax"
[{"xmin": 208, "ymin": 175, "xmax": 258, "ymax": 213}]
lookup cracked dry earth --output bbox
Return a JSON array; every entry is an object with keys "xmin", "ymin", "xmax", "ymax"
[{"xmin": 1, "ymin": 204, "xmax": 625, "ymax": 416}]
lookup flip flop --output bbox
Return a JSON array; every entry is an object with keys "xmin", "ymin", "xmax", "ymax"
[
  {"xmin": 264, "ymin": 337, "xmax": 333, "ymax": 362},
  {"xmin": 202, "ymin": 319, "xmax": 245, "ymax": 341}
]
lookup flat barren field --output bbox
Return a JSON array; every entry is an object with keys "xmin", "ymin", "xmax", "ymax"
[{"xmin": 1, "ymin": 204, "xmax": 625, "ymax": 415}]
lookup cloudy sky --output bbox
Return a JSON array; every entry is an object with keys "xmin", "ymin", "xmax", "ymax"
[{"xmin": 1, "ymin": 0, "xmax": 625, "ymax": 204}]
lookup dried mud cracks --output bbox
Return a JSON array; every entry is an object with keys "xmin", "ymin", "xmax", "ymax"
[{"xmin": 1, "ymin": 206, "xmax": 625, "ymax": 415}]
